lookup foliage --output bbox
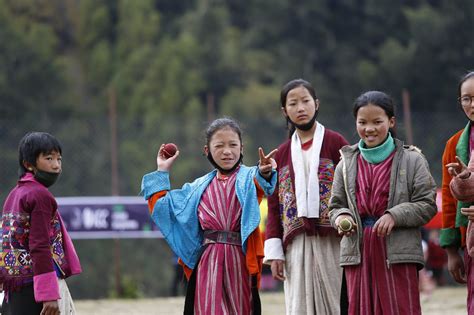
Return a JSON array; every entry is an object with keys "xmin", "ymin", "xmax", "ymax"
[{"xmin": 1, "ymin": 0, "xmax": 473, "ymax": 298}]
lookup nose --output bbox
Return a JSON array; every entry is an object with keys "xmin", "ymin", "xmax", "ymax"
[
  {"xmin": 365, "ymin": 125, "xmax": 375, "ymax": 133},
  {"xmin": 52, "ymin": 159, "xmax": 61, "ymax": 170},
  {"xmin": 296, "ymin": 103, "xmax": 305, "ymax": 112}
]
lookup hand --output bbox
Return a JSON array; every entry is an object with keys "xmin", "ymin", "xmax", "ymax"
[
  {"xmin": 461, "ymin": 206, "xmax": 474, "ymax": 221},
  {"xmin": 270, "ymin": 259, "xmax": 285, "ymax": 281},
  {"xmin": 373, "ymin": 213, "xmax": 395, "ymax": 237},
  {"xmin": 41, "ymin": 300, "xmax": 60, "ymax": 315},
  {"xmin": 445, "ymin": 247, "xmax": 467, "ymax": 284},
  {"xmin": 446, "ymin": 156, "xmax": 468, "ymax": 177},
  {"xmin": 335, "ymin": 215, "xmax": 357, "ymax": 236},
  {"xmin": 258, "ymin": 147, "xmax": 278, "ymax": 179},
  {"xmin": 156, "ymin": 144, "xmax": 180, "ymax": 172}
]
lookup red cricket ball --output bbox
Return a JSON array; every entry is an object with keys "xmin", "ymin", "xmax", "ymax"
[{"xmin": 162, "ymin": 143, "xmax": 178, "ymax": 159}]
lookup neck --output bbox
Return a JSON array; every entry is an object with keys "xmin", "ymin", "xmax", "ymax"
[
  {"xmin": 296, "ymin": 122, "xmax": 317, "ymax": 143},
  {"xmin": 358, "ymin": 133, "xmax": 395, "ymax": 164}
]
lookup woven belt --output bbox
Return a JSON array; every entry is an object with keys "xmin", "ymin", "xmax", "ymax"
[
  {"xmin": 361, "ymin": 216, "xmax": 379, "ymax": 228},
  {"xmin": 203, "ymin": 230, "xmax": 241, "ymax": 246}
]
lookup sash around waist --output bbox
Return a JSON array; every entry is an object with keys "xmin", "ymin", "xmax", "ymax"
[
  {"xmin": 361, "ymin": 216, "xmax": 380, "ymax": 228},
  {"xmin": 203, "ymin": 230, "xmax": 242, "ymax": 246}
]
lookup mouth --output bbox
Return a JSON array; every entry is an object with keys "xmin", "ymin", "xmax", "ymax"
[
  {"xmin": 220, "ymin": 158, "xmax": 235, "ymax": 163},
  {"xmin": 296, "ymin": 115, "xmax": 308, "ymax": 120},
  {"xmin": 365, "ymin": 135, "xmax": 377, "ymax": 142}
]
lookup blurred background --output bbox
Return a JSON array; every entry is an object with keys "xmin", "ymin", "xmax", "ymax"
[{"xmin": 0, "ymin": 0, "xmax": 473, "ymax": 300}]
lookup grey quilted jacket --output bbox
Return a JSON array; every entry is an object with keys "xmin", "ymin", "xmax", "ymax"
[{"xmin": 329, "ymin": 139, "xmax": 437, "ymax": 268}]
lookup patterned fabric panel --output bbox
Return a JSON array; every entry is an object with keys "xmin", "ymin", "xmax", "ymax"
[
  {"xmin": 278, "ymin": 158, "xmax": 336, "ymax": 239},
  {"xmin": 278, "ymin": 165, "xmax": 303, "ymax": 232},
  {"xmin": 0, "ymin": 212, "xmax": 66, "ymax": 278},
  {"xmin": 0, "ymin": 213, "xmax": 33, "ymax": 277},
  {"xmin": 51, "ymin": 214, "xmax": 66, "ymax": 275},
  {"xmin": 317, "ymin": 158, "xmax": 335, "ymax": 226}
]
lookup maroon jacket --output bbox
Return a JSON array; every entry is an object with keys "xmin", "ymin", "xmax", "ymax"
[
  {"xmin": 0, "ymin": 173, "xmax": 81, "ymax": 302},
  {"xmin": 265, "ymin": 128, "xmax": 348, "ymax": 250}
]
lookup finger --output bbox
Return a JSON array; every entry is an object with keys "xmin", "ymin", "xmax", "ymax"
[
  {"xmin": 448, "ymin": 168, "xmax": 457, "ymax": 176},
  {"xmin": 373, "ymin": 221, "xmax": 380, "ymax": 234},
  {"xmin": 265, "ymin": 148, "xmax": 278, "ymax": 160},
  {"xmin": 377, "ymin": 222, "xmax": 387, "ymax": 237},
  {"xmin": 258, "ymin": 147, "xmax": 265, "ymax": 160},
  {"xmin": 456, "ymin": 156, "xmax": 466, "ymax": 167},
  {"xmin": 386, "ymin": 224, "xmax": 394, "ymax": 236},
  {"xmin": 277, "ymin": 264, "xmax": 285, "ymax": 281},
  {"xmin": 158, "ymin": 144, "xmax": 166, "ymax": 157}
]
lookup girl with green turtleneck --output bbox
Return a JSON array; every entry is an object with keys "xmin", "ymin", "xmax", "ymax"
[{"xmin": 328, "ymin": 91, "xmax": 437, "ymax": 315}]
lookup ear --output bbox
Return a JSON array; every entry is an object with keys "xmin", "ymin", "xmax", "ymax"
[
  {"xmin": 203, "ymin": 145, "xmax": 209, "ymax": 156},
  {"xmin": 315, "ymin": 99, "xmax": 320, "ymax": 111},
  {"xmin": 281, "ymin": 106, "xmax": 288, "ymax": 117},
  {"xmin": 23, "ymin": 161, "xmax": 35, "ymax": 172},
  {"xmin": 389, "ymin": 116, "xmax": 396, "ymax": 128}
]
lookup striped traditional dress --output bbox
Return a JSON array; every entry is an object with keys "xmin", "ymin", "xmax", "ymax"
[
  {"xmin": 345, "ymin": 152, "xmax": 421, "ymax": 315},
  {"xmin": 194, "ymin": 169, "xmax": 253, "ymax": 314}
]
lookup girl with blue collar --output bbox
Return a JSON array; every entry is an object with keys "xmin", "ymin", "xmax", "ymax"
[{"xmin": 141, "ymin": 117, "xmax": 277, "ymax": 314}]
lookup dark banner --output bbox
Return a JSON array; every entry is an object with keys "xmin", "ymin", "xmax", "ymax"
[{"xmin": 56, "ymin": 196, "xmax": 163, "ymax": 239}]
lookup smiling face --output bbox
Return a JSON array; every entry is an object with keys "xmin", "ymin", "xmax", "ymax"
[
  {"xmin": 282, "ymin": 85, "xmax": 319, "ymax": 127},
  {"xmin": 460, "ymin": 77, "xmax": 474, "ymax": 121},
  {"xmin": 205, "ymin": 127, "xmax": 242, "ymax": 171},
  {"xmin": 356, "ymin": 104, "xmax": 395, "ymax": 148}
]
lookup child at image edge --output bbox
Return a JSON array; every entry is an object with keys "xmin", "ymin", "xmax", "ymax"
[
  {"xmin": 0, "ymin": 132, "xmax": 82, "ymax": 315},
  {"xmin": 329, "ymin": 91, "xmax": 437, "ymax": 314},
  {"xmin": 441, "ymin": 71, "xmax": 474, "ymax": 314}
]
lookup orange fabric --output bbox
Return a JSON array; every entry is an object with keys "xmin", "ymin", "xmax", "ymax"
[
  {"xmin": 178, "ymin": 258, "xmax": 193, "ymax": 280},
  {"xmin": 442, "ymin": 129, "xmax": 467, "ymax": 246},
  {"xmin": 146, "ymin": 179, "xmax": 266, "ymax": 286},
  {"xmin": 147, "ymin": 191, "xmax": 167, "ymax": 214},
  {"xmin": 245, "ymin": 227, "xmax": 264, "ymax": 287},
  {"xmin": 246, "ymin": 179, "xmax": 265, "ymax": 287}
]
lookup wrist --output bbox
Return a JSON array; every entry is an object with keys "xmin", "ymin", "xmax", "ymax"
[{"xmin": 445, "ymin": 246, "xmax": 460, "ymax": 256}]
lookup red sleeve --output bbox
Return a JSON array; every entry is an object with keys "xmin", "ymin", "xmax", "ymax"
[
  {"xmin": 265, "ymin": 151, "xmax": 283, "ymax": 240},
  {"xmin": 27, "ymin": 190, "xmax": 60, "ymax": 301},
  {"xmin": 441, "ymin": 138, "xmax": 458, "ymax": 229}
]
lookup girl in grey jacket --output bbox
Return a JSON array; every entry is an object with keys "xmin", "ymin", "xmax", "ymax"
[{"xmin": 329, "ymin": 91, "xmax": 437, "ymax": 315}]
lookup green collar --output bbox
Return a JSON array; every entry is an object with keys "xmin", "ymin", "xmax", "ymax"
[
  {"xmin": 455, "ymin": 121, "xmax": 471, "ymax": 165},
  {"xmin": 358, "ymin": 133, "xmax": 396, "ymax": 164}
]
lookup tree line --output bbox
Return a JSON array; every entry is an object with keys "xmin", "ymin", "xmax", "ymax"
[{"xmin": 0, "ymin": 0, "xmax": 473, "ymax": 298}]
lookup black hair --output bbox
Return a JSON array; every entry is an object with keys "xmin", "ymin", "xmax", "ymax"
[
  {"xmin": 458, "ymin": 71, "xmax": 474, "ymax": 97},
  {"xmin": 18, "ymin": 132, "xmax": 62, "ymax": 178},
  {"xmin": 280, "ymin": 79, "xmax": 319, "ymax": 138},
  {"xmin": 205, "ymin": 117, "xmax": 243, "ymax": 147},
  {"xmin": 352, "ymin": 91, "xmax": 397, "ymax": 137}
]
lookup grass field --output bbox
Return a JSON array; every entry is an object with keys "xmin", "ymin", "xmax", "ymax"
[{"xmin": 75, "ymin": 286, "xmax": 468, "ymax": 315}]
